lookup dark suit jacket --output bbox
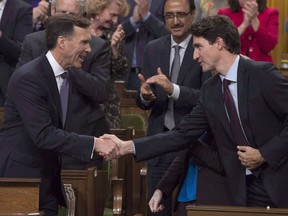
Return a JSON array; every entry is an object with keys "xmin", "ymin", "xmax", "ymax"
[
  {"xmin": 17, "ymin": 30, "xmax": 110, "ymax": 169},
  {"xmin": 134, "ymin": 56, "xmax": 288, "ymax": 207},
  {"xmin": 157, "ymin": 134, "xmax": 232, "ymax": 210},
  {"xmin": 0, "ymin": 0, "xmax": 32, "ymax": 105},
  {"xmin": 121, "ymin": 0, "xmax": 168, "ymax": 84},
  {"xmin": 136, "ymin": 35, "xmax": 208, "ymax": 166},
  {"xmin": 0, "ymin": 54, "xmax": 95, "ymax": 206}
]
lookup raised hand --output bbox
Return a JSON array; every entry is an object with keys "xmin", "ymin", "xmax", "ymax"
[
  {"xmin": 111, "ymin": 24, "xmax": 125, "ymax": 58},
  {"xmin": 137, "ymin": 0, "xmax": 150, "ymax": 18},
  {"xmin": 138, "ymin": 73, "xmax": 156, "ymax": 101},
  {"xmin": 146, "ymin": 67, "xmax": 174, "ymax": 95},
  {"xmin": 149, "ymin": 189, "xmax": 165, "ymax": 213},
  {"xmin": 132, "ymin": 2, "xmax": 141, "ymax": 23}
]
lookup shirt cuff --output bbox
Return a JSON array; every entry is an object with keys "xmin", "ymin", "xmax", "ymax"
[
  {"xmin": 168, "ymin": 84, "xmax": 180, "ymax": 100},
  {"xmin": 130, "ymin": 17, "xmax": 139, "ymax": 29},
  {"xmin": 91, "ymin": 137, "xmax": 96, "ymax": 158}
]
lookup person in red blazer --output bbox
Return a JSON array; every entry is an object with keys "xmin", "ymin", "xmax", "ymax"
[{"xmin": 218, "ymin": 0, "xmax": 278, "ymax": 63}]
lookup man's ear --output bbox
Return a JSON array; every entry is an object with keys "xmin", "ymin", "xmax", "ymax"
[
  {"xmin": 57, "ymin": 36, "xmax": 66, "ymax": 49},
  {"xmin": 215, "ymin": 37, "xmax": 224, "ymax": 50}
]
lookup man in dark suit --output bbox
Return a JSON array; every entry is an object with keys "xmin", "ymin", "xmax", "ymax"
[
  {"xmin": 121, "ymin": 0, "xmax": 168, "ymax": 90},
  {"xmin": 103, "ymin": 15, "xmax": 288, "ymax": 208},
  {"xmin": 135, "ymin": 0, "xmax": 208, "ymax": 215},
  {"xmin": 0, "ymin": 0, "xmax": 32, "ymax": 106},
  {"xmin": 0, "ymin": 14, "xmax": 116, "ymax": 216},
  {"xmin": 17, "ymin": 0, "xmax": 110, "ymax": 170}
]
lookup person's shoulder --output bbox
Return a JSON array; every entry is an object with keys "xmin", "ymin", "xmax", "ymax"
[
  {"xmin": 90, "ymin": 35, "xmax": 107, "ymax": 50},
  {"xmin": 262, "ymin": 7, "xmax": 279, "ymax": 16},
  {"xmin": 147, "ymin": 35, "xmax": 169, "ymax": 48},
  {"xmin": 13, "ymin": 0, "xmax": 32, "ymax": 10},
  {"xmin": 25, "ymin": 30, "xmax": 46, "ymax": 40}
]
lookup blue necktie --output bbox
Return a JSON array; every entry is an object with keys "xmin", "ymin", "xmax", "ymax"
[{"xmin": 60, "ymin": 72, "xmax": 69, "ymax": 127}]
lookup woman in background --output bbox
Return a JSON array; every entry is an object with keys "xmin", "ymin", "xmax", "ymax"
[
  {"xmin": 218, "ymin": 0, "xmax": 278, "ymax": 62},
  {"xmin": 86, "ymin": 0, "xmax": 130, "ymax": 129},
  {"xmin": 194, "ymin": 0, "xmax": 228, "ymax": 22}
]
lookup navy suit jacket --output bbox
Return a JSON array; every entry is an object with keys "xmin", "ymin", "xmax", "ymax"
[
  {"xmin": 134, "ymin": 56, "xmax": 288, "ymax": 207},
  {"xmin": 17, "ymin": 30, "xmax": 110, "ymax": 168},
  {"xmin": 136, "ymin": 35, "xmax": 208, "ymax": 165},
  {"xmin": 0, "ymin": 54, "xmax": 95, "ymax": 205},
  {"xmin": 0, "ymin": 0, "xmax": 32, "ymax": 105}
]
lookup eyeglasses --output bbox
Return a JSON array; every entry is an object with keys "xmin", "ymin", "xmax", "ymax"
[
  {"xmin": 163, "ymin": 12, "xmax": 191, "ymax": 20},
  {"xmin": 55, "ymin": 9, "xmax": 84, "ymax": 17}
]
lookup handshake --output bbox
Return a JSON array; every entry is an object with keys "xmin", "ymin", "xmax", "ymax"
[{"xmin": 94, "ymin": 134, "xmax": 135, "ymax": 160}]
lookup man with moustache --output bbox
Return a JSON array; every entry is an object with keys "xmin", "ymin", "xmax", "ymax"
[{"xmin": 135, "ymin": 0, "xmax": 209, "ymax": 214}]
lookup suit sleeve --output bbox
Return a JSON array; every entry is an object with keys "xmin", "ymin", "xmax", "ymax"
[
  {"xmin": 134, "ymin": 94, "xmax": 209, "ymax": 161},
  {"xmin": 257, "ymin": 64, "xmax": 288, "ymax": 170},
  {"xmin": 156, "ymin": 150, "xmax": 187, "ymax": 198},
  {"xmin": 0, "ymin": 4, "xmax": 32, "ymax": 62}
]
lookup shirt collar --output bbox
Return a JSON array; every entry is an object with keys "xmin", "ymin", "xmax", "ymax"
[
  {"xmin": 46, "ymin": 51, "xmax": 66, "ymax": 77},
  {"xmin": 0, "ymin": 0, "xmax": 7, "ymax": 11},
  {"xmin": 171, "ymin": 34, "xmax": 192, "ymax": 50},
  {"xmin": 220, "ymin": 55, "xmax": 240, "ymax": 82}
]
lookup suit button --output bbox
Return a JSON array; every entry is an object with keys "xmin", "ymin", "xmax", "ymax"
[
  {"xmin": 249, "ymin": 47, "xmax": 253, "ymax": 52},
  {"xmin": 248, "ymin": 35, "xmax": 252, "ymax": 40}
]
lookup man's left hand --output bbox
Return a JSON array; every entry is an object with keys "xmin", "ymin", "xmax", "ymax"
[{"xmin": 237, "ymin": 146, "xmax": 265, "ymax": 170}]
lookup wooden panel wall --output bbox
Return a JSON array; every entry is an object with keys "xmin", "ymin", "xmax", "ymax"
[{"xmin": 267, "ymin": 0, "xmax": 288, "ymax": 67}]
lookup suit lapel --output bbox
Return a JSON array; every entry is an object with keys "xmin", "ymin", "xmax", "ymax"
[
  {"xmin": 160, "ymin": 36, "xmax": 171, "ymax": 78},
  {"xmin": 210, "ymin": 76, "xmax": 236, "ymax": 143},
  {"xmin": 42, "ymin": 55, "xmax": 62, "ymax": 125},
  {"xmin": 0, "ymin": 0, "xmax": 13, "ymax": 29},
  {"xmin": 177, "ymin": 39, "xmax": 193, "ymax": 84},
  {"xmin": 237, "ymin": 57, "xmax": 255, "ymax": 146}
]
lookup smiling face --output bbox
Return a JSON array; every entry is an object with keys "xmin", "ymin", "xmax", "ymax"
[
  {"xmin": 51, "ymin": 0, "xmax": 82, "ymax": 16},
  {"xmin": 193, "ymin": 36, "xmax": 219, "ymax": 72},
  {"xmin": 62, "ymin": 26, "xmax": 91, "ymax": 68},
  {"xmin": 163, "ymin": 0, "xmax": 194, "ymax": 43},
  {"xmin": 98, "ymin": 1, "xmax": 121, "ymax": 29}
]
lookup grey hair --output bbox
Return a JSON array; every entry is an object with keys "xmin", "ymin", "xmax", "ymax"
[{"xmin": 51, "ymin": 0, "xmax": 87, "ymax": 14}]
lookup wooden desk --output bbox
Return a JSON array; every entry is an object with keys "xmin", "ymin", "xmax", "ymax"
[
  {"xmin": 187, "ymin": 205, "xmax": 288, "ymax": 216},
  {"xmin": 0, "ymin": 178, "xmax": 40, "ymax": 214}
]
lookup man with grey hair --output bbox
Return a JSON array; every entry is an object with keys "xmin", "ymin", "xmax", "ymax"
[{"xmin": 17, "ymin": 0, "xmax": 110, "ymax": 170}]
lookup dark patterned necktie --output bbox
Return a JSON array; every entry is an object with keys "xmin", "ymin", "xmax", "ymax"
[
  {"xmin": 60, "ymin": 72, "xmax": 69, "ymax": 127},
  {"xmin": 223, "ymin": 79, "xmax": 249, "ymax": 146},
  {"xmin": 164, "ymin": 45, "xmax": 181, "ymax": 130}
]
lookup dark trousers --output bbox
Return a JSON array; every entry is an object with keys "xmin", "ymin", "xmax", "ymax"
[{"xmin": 246, "ymin": 174, "xmax": 277, "ymax": 207}]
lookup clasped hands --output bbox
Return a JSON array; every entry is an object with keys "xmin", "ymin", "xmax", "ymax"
[{"xmin": 95, "ymin": 134, "xmax": 133, "ymax": 160}]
